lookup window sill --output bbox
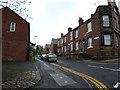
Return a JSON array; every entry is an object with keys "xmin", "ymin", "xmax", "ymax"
[
  {"xmin": 87, "ymin": 31, "xmax": 92, "ymax": 33},
  {"xmin": 87, "ymin": 46, "xmax": 93, "ymax": 49},
  {"xmin": 10, "ymin": 31, "xmax": 15, "ymax": 32}
]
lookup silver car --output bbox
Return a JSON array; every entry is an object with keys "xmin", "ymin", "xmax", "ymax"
[{"xmin": 45, "ymin": 54, "xmax": 57, "ymax": 62}]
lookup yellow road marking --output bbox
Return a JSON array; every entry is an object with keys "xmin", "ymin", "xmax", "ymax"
[
  {"xmin": 51, "ymin": 63, "xmax": 108, "ymax": 90},
  {"xmin": 77, "ymin": 61, "xmax": 120, "ymax": 64}
]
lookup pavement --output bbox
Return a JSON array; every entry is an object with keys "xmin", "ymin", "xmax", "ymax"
[
  {"xmin": 81, "ymin": 58, "xmax": 120, "ymax": 63},
  {"xmin": 1, "ymin": 59, "xmax": 42, "ymax": 89}
]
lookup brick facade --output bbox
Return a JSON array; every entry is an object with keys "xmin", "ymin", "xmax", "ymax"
[
  {"xmin": 50, "ymin": 38, "xmax": 58, "ymax": 55},
  {"xmin": 1, "ymin": 7, "xmax": 30, "ymax": 61},
  {"xmin": 44, "ymin": 44, "xmax": 50, "ymax": 54},
  {"xmin": 57, "ymin": 2, "xmax": 120, "ymax": 58}
]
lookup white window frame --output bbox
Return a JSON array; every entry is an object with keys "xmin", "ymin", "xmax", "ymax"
[
  {"xmin": 75, "ymin": 41, "xmax": 78, "ymax": 50},
  {"xmin": 61, "ymin": 47, "xmax": 63, "ymax": 53},
  {"xmin": 87, "ymin": 22, "xmax": 92, "ymax": 32},
  {"xmin": 88, "ymin": 37, "xmax": 93, "ymax": 48},
  {"xmin": 58, "ymin": 41, "xmax": 59, "ymax": 46},
  {"xmin": 64, "ymin": 36, "xmax": 66, "ymax": 43},
  {"xmin": 104, "ymin": 34, "xmax": 111, "ymax": 45},
  {"xmin": 64, "ymin": 46, "xmax": 66, "ymax": 52},
  {"xmin": 10, "ymin": 22, "xmax": 16, "ymax": 32},
  {"xmin": 61, "ymin": 38, "xmax": 63, "ymax": 44},
  {"xmin": 58, "ymin": 48, "xmax": 59, "ymax": 53},
  {"xmin": 75, "ymin": 30, "xmax": 78, "ymax": 38},
  {"xmin": 70, "ymin": 31, "xmax": 73, "ymax": 40},
  {"xmin": 70, "ymin": 42, "xmax": 73, "ymax": 51},
  {"xmin": 103, "ymin": 15, "xmax": 110, "ymax": 27}
]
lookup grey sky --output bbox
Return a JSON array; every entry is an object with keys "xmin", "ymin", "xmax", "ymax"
[{"xmin": 28, "ymin": 0, "xmax": 119, "ymax": 47}]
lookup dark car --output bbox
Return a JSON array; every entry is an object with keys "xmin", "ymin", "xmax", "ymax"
[{"xmin": 45, "ymin": 54, "xmax": 57, "ymax": 62}]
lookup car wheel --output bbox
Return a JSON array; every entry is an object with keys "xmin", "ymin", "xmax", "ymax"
[{"xmin": 55, "ymin": 60, "xmax": 57, "ymax": 62}]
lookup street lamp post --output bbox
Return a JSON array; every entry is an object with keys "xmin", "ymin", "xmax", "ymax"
[{"xmin": 33, "ymin": 36, "xmax": 37, "ymax": 60}]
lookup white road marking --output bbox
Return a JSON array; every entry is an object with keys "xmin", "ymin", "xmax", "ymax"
[
  {"xmin": 114, "ymin": 82, "xmax": 120, "ymax": 88},
  {"xmin": 60, "ymin": 77, "xmax": 63, "ymax": 79},
  {"xmin": 88, "ymin": 65, "xmax": 120, "ymax": 72},
  {"xmin": 82, "ymin": 77, "xmax": 92, "ymax": 88},
  {"xmin": 50, "ymin": 73, "xmax": 76, "ymax": 86},
  {"xmin": 34, "ymin": 62, "xmax": 39, "ymax": 71},
  {"xmin": 65, "ymin": 81, "xmax": 68, "ymax": 83}
]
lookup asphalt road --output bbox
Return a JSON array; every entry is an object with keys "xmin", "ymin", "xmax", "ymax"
[{"xmin": 32, "ymin": 57, "xmax": 120, "ymax": 89}]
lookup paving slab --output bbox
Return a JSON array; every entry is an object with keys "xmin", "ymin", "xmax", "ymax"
[{"xmin": 2, "ymin": 61, "xmax": 42, "ymax": 89}]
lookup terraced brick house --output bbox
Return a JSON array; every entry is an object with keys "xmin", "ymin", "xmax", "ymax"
[
  {"xmin": 57, "ymin": 1, "xmax": 120, "ymax": 59},
  {"xmin": 44, "ymin": 44, "xmax": 51, "ymax": 54},
  {"xmin": 50, "ymin": 38, "xmax": 58, "ymax": 55},
  {"xmin": 0, "ymin": 7, "xmax": 30, "ymax": 61}
]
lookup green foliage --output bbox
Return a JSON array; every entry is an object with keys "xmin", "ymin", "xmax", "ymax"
[
  {"xmin": 29, "ymin": 52, "xmax": 35, "ymax": 62},
  {"xmin": 35, "ymin": 45, "xmax": 43, "ymax": 55}
]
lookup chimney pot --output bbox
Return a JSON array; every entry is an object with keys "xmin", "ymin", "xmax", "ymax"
[{"xmin": 68, "ymin": 27, "xmax": 72, "ymax": 33}]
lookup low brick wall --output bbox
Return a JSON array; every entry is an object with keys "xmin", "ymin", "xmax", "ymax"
[{"xmin": 57, "ymin": 53, "xmax": 92, "ymax": 60}]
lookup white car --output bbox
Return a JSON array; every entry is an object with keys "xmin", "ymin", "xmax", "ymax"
[
  {"xmin": 45, "ymin": 54, "xmax": 57, "ymax": 62},
  {"xmin": 41, "ymin": 54, "xmax": 47, "ymax": 60}
]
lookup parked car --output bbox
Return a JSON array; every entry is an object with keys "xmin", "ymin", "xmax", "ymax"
[
  {"xmin": 41, "ymin": 54, "xmax": 47, "ymax": 60},
  {"xmin": 45, "ymin": 54, "xmax": 57, "ymax": 62}
]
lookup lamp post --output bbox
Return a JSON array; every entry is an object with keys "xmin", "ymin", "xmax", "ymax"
[{"xmin": 33, "ymin": 36, "xmax": 37, "ymax": 60}]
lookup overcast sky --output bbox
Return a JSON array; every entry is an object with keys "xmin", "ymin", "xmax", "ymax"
[{"xmin": 28, "ymin": 0, "xmax": 120, "ymax": 47}]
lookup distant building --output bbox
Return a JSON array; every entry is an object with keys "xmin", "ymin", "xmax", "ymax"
[
  {"xmin": 44, "ymin": 44, "xmax": 50, "ymax": 54},
  {"xmin": 50, "ymin": 38, "xmax": 58, "ymax": 54},
  {"xmin": 57, "ymin": 1, "xmax": 120, "ymax": 58},
  {"xmin": 0, "ymin": 7, "xmax": 30, "ymax": 61}
]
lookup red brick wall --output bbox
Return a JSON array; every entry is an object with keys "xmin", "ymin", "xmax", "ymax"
[
  {"xmin": 50, "ymin": 44, "xmax": 57, "ymax": 54},
  {"xmin": 58, "ymin": 4, "xmax": 120, "ymax": 57},
  {"xmin": 0, "ymin": 9, "xmax": 2, "ymax": 61},
  {"xmin": 45, "ymin": 48, "xmax": 50, "ymax": 54},
  {"xmin": 2, "ymin": 7, "xmax": 30, "ymax": 61}
]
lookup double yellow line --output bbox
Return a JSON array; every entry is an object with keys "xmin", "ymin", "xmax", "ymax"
[{"xmin": 51, "ymin": 63, "xmax": 108, "ymax": 90}]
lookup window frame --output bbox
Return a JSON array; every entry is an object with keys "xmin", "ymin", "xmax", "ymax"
[
  {"xmin": 104, "ymin": 34, "xmax": 111, "ymax": 46},
  {"xmin": 87, "ymin": 37, "xmax": 93, "ymax": 48},
  {"xmin": 70, "ymin": 42, "xmax": 73, "ymax": 51},
  {"xmin": 70, "ymin": 31, "xmax": 73, "ymax": 40},
  {"xmin": 64, "ymin": 36, "xmax": 66, "ymax": 43},
  {"xmin": 75, "ymin": 29, "xmax": 78, "ymax": 38},
  {"xmin": 64, "ymin": 46, "xmax": 67, "ymax": 52},
  {"xmin": 75, "ymin": 41, "xmax": 79, "ymax": 50},
  {"xmin": 61, "ymin": 38, "xmax": 63, "ymax": 44},
  {"xmin": 87, "ymin": 22, "xmax": 92, "ymax": 32},
  {"xmin": 10, "ymin": 22, "xmax": 16, "ymax": 32},
  {"xmin": 103, "ymin": 15, "xmax": 110, "ymax": 27}
]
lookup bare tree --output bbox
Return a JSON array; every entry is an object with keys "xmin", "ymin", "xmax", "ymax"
[{"xmin": 0, "ymin": 0, "xmax": 31, "ymax": 20}]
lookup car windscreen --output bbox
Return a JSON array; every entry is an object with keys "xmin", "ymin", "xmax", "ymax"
[
  {"xmin": 42, "ymin": 54, "xmax": 46, "ymax": 56},
  {"xmin": 48, "ymin": 54, "xmax": 56, "ymax": 57}
]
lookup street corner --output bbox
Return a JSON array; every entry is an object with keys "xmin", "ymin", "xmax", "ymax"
[{"xmin": 2, "ymin": 70, "xmax": 42, "ymax": 89}]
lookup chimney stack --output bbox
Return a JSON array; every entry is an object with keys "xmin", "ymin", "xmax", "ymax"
[
  {"xmin": 68, "ymin": 27, "xmax": 72, "ymax": 33},
  {"xmin": 91, "ymin": 14, "xmax": 94, "ymax": 17},
  {"xmin": 78, "ymin": 17, "xmax": 84, "ymax": 25},
  {"xmin": 61, "ymin": 33, "xmax": 64, "ymax": 38}
]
